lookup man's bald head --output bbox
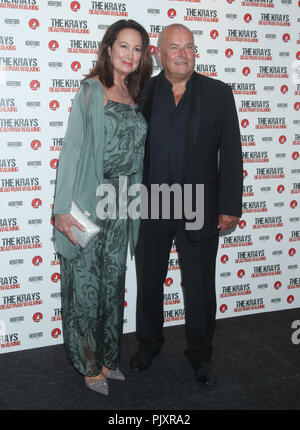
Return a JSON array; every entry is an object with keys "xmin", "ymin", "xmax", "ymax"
[
  {"xmin": 157, "ymin": 24, "xmax": 194, "ymax": 49},
  {"xmin": 156, "ymin": 24, "xmax": 195, "ymax": 83}
]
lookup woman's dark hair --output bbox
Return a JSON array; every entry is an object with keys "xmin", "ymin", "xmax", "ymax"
[{"xmin": 84, "ymin": 19, "xmax": 152, "ymax": 103}]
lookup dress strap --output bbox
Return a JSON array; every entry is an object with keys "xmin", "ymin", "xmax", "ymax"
[{"xmin": 100, "ymin": 83, "xmax": 110, "ymax": 101}]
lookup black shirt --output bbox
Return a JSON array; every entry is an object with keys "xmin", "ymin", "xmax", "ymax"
[{"xmin": 147, "ymin": 71, "xmax": 193, "ymax": 187}]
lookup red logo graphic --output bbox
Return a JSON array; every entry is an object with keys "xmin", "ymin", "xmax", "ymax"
[
  {"xmin": 33, "ymin": 312, "xmax": 43, "ymax": 323},
  {"xmin": 281, "ymin": 85, "xmax": 288, "ymax": 94},
  {"xmin": 243, "ymin": 170, "xmax": 248, "ymax": 179},
  {"xmin": 48, "ymin": 40, "xmax": 59, "ymax": 51},
  {"xmin": 51, "ymin": 273, "xmax": 61, "ymax": 283},
  {"xmin": 32, "ymin": 312, "xmax": 43, "ymax": 322},
  {"xmin": 220, "ymin": 304, "xmax": 228, "ymax": 313},
  {"xmin": 50, "ymin": 159, "xmax": 58, "ymax": 169},
  {"xmin": 31, "ymin": 139, "xmax": 41, "ymax": 150},
  {"xmin": 49, "ymin": 100, "xmax": 60, "ymax": 111},
  {"xmin": 70, "ymin": 1, "xmax": 80, "ymax": 11},
  {"xmin": 289, "ymin": 248, "xmax": 296, "ymax": 257},
  {"xmin": 165, "ymin": 278, "xmax": 173, "ymax": 287},
  {"xmin": 227, "ymin": 0, "xmax": 235, "ymax": 3},
  {"xmin": 239, "ymin": 220, "xmax": 246, "ymax": 229},
  {"xmin": 275, "ymin": 233, "xmax": 283, "ymax": 242},
  {"xmin": 274, "ymin": 281, "xmax": 281, "ymax": 290},
  {"xmin": 290, "ymin": 200, "xmax": 298, "ymax": 209},
  {"xmin": 238, "ymin": 269, "xmax": 245, "ymax": 279},
  {"xmin": 29, "ymin": 18, "xmax": 39, "ymax": 30},
  {"xmin": 287, "ymin": 295, "xmax": 294, "ymax": 304},
  {"xmin": 221, "ymin": 255, "xmax": 229, "ymax": 264},
  {"xmin": 279, "ymin": 135, "xmax": 286, "ymax": 144},
  {"xmin": 225, "ymin": 48, "xmax": 233, "ymax": 58},
  {"xmin": 167, "ymin": 9, "xmax": 176, "ymax": 19},
  {"xmin": 296, "ymin": 52, "xmax": 300, "ymax": 60},
  {"xmin": 32, "ymin": 256, "xmax": 43, "ymax": 266},
  {"xmin": 244, "ymin": 14, "xmax": 252, "ymax": 23},
  {"xmin": 71, "ymin": 61, "xmax": 81, "ymax": 72},
  {"xmin": 30, "ymin": 80, "xmax": 40, "ymax": 91},
  {"xmin": 241, "ymin": 119, "xmax": 249, "ymax": 128},
  {"xmin": 243, "ymin": 67, "xmax": 250, "ymax": 76},
  {"xmin": 32, "ymin": 198, "xmax": 42, "ymax": 209},
  {"xmin": 51, "ymin": 328, "xmax": 62, "ymax": 338},
  {"xmin": 294, "ymin": 102, "xmax": 300, "ymax": 111},
  {"xmin": 277, "ymin": 185, "xmax": 285, "ymax": 193},
  {"xmin": 210, "ymin": 30, "xmax": 219, "ymax": 39},
  {"xmin": 124, "ymin": 300, "xmax": 127, "ymax": 307},
  {"xmin": 292, "ymin": 152, "xmax": 299, "ymax": 160},
  {"xmin": 282, "ymin": 33, "xmax": 290, "ymax": 42},
  {"xmin": 149, "ymin": 45, "xmax": 156, "ymax": 55}
]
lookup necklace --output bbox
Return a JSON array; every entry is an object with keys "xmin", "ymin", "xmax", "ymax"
[
  {"xmin": 114, "ymin": 79, "xmax": 136, "ymax": 116},
  {"xmin": 114, "ymin": 79, "xmax": 128, "ymax": 99}
]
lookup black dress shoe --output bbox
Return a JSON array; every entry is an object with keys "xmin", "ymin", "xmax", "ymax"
[
  {"xmin": 195, "ymin": 362, "xmax": 216, "ymax": 386},
  {"xmin": 130, "ymin": 349, "xmax": 154, "ymax": 372}
]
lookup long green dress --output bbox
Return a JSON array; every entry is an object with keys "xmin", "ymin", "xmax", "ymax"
[{"xmin": 60, "ymin": 87, "xmax": 147, "ymax": 376}]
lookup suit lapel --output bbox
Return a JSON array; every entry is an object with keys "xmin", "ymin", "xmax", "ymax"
[{"xmin": 184, "ymin": 72, "xmax": 202, "ymax": 172}]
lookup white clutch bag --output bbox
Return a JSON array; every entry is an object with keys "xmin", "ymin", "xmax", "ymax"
[{"xmin": 70, "ymin": 201, "xmax": 101, "ymax": 248}]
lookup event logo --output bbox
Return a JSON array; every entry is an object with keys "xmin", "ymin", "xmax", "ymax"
[
  {"xmin": 31, "ymin": 198, "xmax": 42, "ymax": 209},
  {"xmin": 276, "ymin": 233, "xmax": 283, "ymax": 242},
  {"xmin": 221, "ymin": 284, "xmax": 251, "ymax": 298},
  {"xmin": 167, "ymin": 9, "xmax": 176, "ymax": 19},
  {"xmin": 242, "ymin": 67, "xmax": 250, "ymax": 76},
  {"xmin": 51, "ymin": 273, "xmax": 61, "ymax": 283},
  {"xmin": 50, "ymin": 159, "xmax": 58, "ymax": 169},
  {"xmin": 290, "ymin": 200, "xmax": 298, "ymax": 209},
  {"xmin": 289, "ymin": 248, "xmax": 296, "ymax": 257},
  {"xmin": 281, "ymin": 85, "xmax": 288, "ymax": 94},
  {"xmin": 221, "ymin": 255, "xmax": 229, "ymax": 264},
  {"xmin": 51, "ymin": 328, "xmax": 61, "ymax": 338},
  {"xmin": 240, "ymin": 48, "xmax": 272, "ymax": 61},
  {"xmin": 48, "ymin": 40, "xmax": 59, "ymax": 51},
  {"xmin": 225, "ymin": 48, "xmax": 233, "ymax": 58},
  {"xmin": 31, "ymin": 139, "xmax": 41, "ymax": 150},
  {"xmin": 282, "ymin": 33, "xmax": 290, "ymax": 42},
  {"xmin": 49, "ymin": 100, "xmax": 59, "ymax": 111},
  {"xmin": 238, "ymin": 269, "xmax": 245, "ymax": 278},
  {"xmin": 164, "ymin": 278, "xmax": 173, "ymax": 287},
  {"xmin": 210, "ymin": 29, "xmax": 219, "ymax": 39},
  {"xmin": 71, "ymin": 61, "xmax": 81, "ymax": 72},
  {"xmin": 70, "ymin": 1, "xmax": 80, "ymax": 11},
  {"xmin": 33, "ymin": 312, "xmax": 43, "ymax": 322},
  {"xmin": 219, "ymin": 304, "xmax": 228, "ymax": 313},
  {"xmin": 30, "ymin": 80, "xmax": 40, "ymax": 91},
  {"xmin": 29, "ymin": 18, "xmax": 39, "ymax": 30},
  {"xmin": 184, "ymin": 9, "xmax": 218, "ymax": 23},
  {"xmin": 244, "ymin": 14, "xmax": 252, "ymax": 23},
  {"xmin": 241, "ymin": 119, "xmax": 249, "ymax": 129},
  {"xmin": 32, "ymin": 256, "xmax": 43, "ymax": 266}
]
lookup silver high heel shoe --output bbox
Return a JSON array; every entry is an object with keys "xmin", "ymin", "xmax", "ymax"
[
  {"xmin": 102, "ymin": 367, "xmax": 126, "ymax": 381},
  {"xmin": 85, "ymin": 376, "xmax": 109, "ymax": 395}
]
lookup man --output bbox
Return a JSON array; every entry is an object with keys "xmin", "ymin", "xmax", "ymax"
[{"xmin": 130, "ymin": 24, "xmax": 243, "ymax": 385}]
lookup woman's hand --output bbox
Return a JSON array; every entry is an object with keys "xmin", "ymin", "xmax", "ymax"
[{"xmin": 54, "ymin": 214, "xmax": 86, "ymax": 246}]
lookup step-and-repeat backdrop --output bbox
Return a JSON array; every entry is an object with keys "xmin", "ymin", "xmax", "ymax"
[{"xmin": 1, "ymin": 0, "xmax": 300, "ymax": 353}]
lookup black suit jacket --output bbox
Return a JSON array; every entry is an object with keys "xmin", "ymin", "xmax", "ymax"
[{"xmin": 141, "ymin": 71, "xmax": 243, "ymax": 241}]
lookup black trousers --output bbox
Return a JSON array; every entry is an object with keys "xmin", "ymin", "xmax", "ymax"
[{"xmin": 135, "ymin": 218, "xmax": 219, "ymax": 368}]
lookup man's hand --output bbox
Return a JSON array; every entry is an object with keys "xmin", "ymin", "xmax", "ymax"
[
  {"xmin": 54, "ymin": 214, "xmax": 86, "ymax": 246},
  {"xmin": 218, "ymin": 214, "xmax": 239, "ymax": 230}
]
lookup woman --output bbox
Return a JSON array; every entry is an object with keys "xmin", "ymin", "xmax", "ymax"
[{"xmin": 53, "ymin": 19, "xmax": 152, "ymax": 395}]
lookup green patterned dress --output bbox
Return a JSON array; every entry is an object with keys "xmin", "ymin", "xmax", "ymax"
[{"xmin": 60, "ymin": 88, "xmax": 147, "ymax": 376}]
